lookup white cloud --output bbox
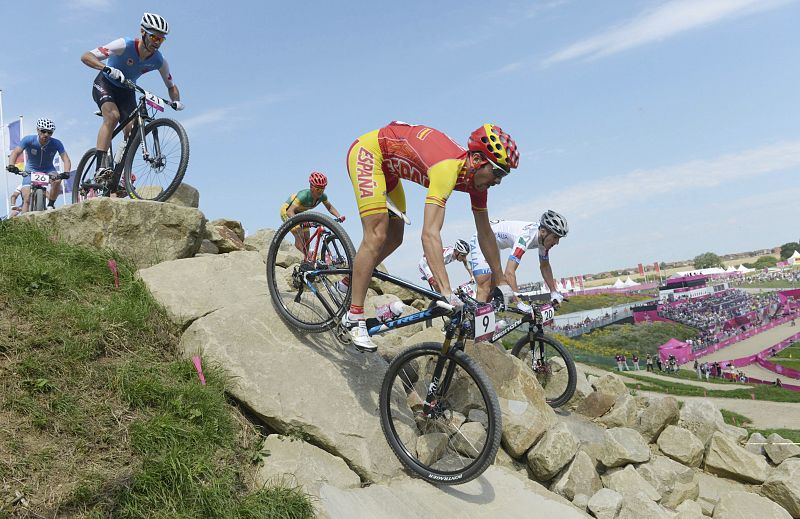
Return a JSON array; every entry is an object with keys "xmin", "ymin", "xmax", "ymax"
[
  {"xmin": 504, "ymin": 139, "xmax": 800, "ymax": 220},
  {"xmin": 543, "ymin": 0, "xmax": 793, "ymax": 66}
]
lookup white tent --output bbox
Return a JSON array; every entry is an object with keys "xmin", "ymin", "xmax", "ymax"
[
  {"xmin": 613, "ymin": 278, "xmax": 625, "ymax": 288},
  {"xmin": 737, "ymin": 265, "xmax": 753, "ymax": 273},
  {"xmin": 789, "ymin": 250, "xmax": 800, "ymax": 265},
  {"xmin": 725, "ymin": 266, "xmax": 737, "ymax": 273},
  {"xmin": 623, "ymin": 277, "xmax": 638, "ymax": 287}
]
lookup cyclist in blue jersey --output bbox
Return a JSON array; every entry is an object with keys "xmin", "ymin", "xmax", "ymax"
[
  {"xmin": 80, "ymin": 12, "xmax": 183, "ymax": 181},
  {"xmin": 6, "ymin": 118, "xmax": 72, "ymax": 212}
]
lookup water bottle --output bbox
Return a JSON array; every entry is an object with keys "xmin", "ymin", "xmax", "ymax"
[
  {"xmin": 113, "ymin": 140, "xmax": 127, "ymax": 166},
  {"xmin": 495, "ymin": 319, "xmax": 508, "ymax": 332},
  {"xmin": 376, "ymin": 301, "xmax": 405, "ymax": 323}
]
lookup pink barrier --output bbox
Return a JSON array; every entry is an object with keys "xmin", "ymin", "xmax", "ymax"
[{"xmin": 721, "ymin": 372, "xmax": 800, "ymax": 392}]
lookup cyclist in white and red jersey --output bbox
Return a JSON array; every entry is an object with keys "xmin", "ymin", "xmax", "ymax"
[
  {"xmin": 341, "ymin": 121, "xmax": 521, "ymax": 352},
  {"xmin": 80, "ymin": 13, "xmax": 183, "ymax": 181},
  {"xmin": 418, "ymin": 239, "xmax": 473, "ymax": 292},
  {"xmin": 470, "ymin": 211, "xmax": 569, "ymax": 307}
]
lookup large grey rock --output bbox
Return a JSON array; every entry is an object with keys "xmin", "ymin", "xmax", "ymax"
[
  {"xmin": 526, "ymin": 421, "xmax": 579, "ymax": 481},
  {"xmin": 165, "ymin": 182, "xmax": 199, "ymax": 208},
  {"xmin": 657, "ymin": 425, "xmax": 705, "ymax": 468},
  {"xmin": 21, "ymin": 197, "xmax": 204, "ymax": 268},
  {"xmin": 318, "ymin": 465, "xmax": 586, "ymax": 518},
  {"xmin": 674, "ymin": 500, "xmax": 704, "ymax": 519},
  {"xmin": 597, "ymin": 393, "xmax": 637, "ymax": 428},
  {"xmin": 590, "ymin": 427, "xmax": 650, "ymax": 469},
  {"xmin": 601, "ymin": 465, "xmax": 661, "ymax": 502},
  {"xmin": 678, "ymin": 400, "xmax": 727, "ymax": 445},
  {"xmin": 587, "ymin": 488, "xmax": 623, "ymax": 519},
  {"xmin": 704, "ymin": 432, "xmax": 769, "ymax": 484},
  {"xmin": 179, "ymin": 296, "xmax": 404, "ymax": 483},
  {"xmin": 575, "ymin": 391, "xmax": 617, "ymax": 418},
  {"xmin": 256, "ymin": 435, "xmax": 360, "ymax": 497},
  {"xmin": 138, "ymin": 251, "xmax": 267, "ymax": 326},
  {"xmin": 696, "ymin": 472, "xmax": 755, "ymax": 516},
  {"xmin": 464, "ymin": 341, "xmax": 557, "ymax": 458},
  {"xmin": 616, "ymin": 492, "xmax": 671, "ymax": 519},
  {"xmin": 633, "ymin": 395, "xmax": 680, "ymax": 443},
  {"xmin": 764, "ymin": 432, "xmax": 800, "ymax": 465},
  {"xmin": 244, "ymin": 228, "xmax": 277, "ymax": 253},
  {"xmin": 566, "ymin": 365, "xmax": 594, "ymax": 409},
  {"xmin": 744, "ymin": 432, "xmax": 768, "ymax": 456},
  {"xmin": 636, "ymin": 455, "xmax": 699, "ymax": 509},
  {"xmin": 591, "ymin": 373, "xmax": 628, "ymax": 398},
  {"xmin": 550, "ymin": 450, "xmax": 602, "ymax": 501},
  {"xmin": 761, "ymin": 458, "xmax": 800, "ymax": 517},
  {"xmin": 207, "ymin": 218, "xmax": 246, "ymax": 252},
  {"xmin": 711, "ymin": 491, "xmax": 791, "ymax": 519}
]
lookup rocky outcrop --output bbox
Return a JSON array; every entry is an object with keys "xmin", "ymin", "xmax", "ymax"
[
  {"xmin": 657, "ymin": 425, "xmax": 705, "ymax": 468},
  {"xmin": 590, "ymin": 427, "xmax": 650, "ymax": 468},
  {"xmin": 761, "ymin": 458, "xmax": 800, "ymax": 517},
  {"xmin": 596, "ymin": 394, "xmax": 637, "ymax": 428},
  {"xmin": 165, "ymin": 182, "xmax": 200, "ymax": 208},
  {"xmin": 206, "ymin": 218, "xmax": 247, "ymax": 252},
  {"xmin": 21, "ymin": 198, "xmax": 205, "ymax": 268},
  {"xmin": 633, "ymin": 395, "xmax": 679, "ymax": 443},
  {"xmin": 526, "ymin": 422, "xmax": 579, "ymax": 481},
  {"xmin": 587, "ymin": 488, "xmax": 623, "ymax": 519},
  {"xmin": 636, "ymin": 455, "xmax": 699, "ymax": 509},
  {"xmin": 711, "ymin": 491, "xmax": 791, "ymax": 519},
  {"xmin": 601, "ymin": 464, "xmax": 661, "ymax": 501},
  {"xmin": 550, "ymin": 450, "xmax": 602, "ymax": 501},
  {"xmin": 704, "ymin": 432, "xmax": 769, "ymax": 484},
  {"xmin": 591, "ymin": 373, "xmax": 628, "ymax": 398},
  {"xmin": 764, "ymin": 432, "xmax": 800, "ymax": 465}
]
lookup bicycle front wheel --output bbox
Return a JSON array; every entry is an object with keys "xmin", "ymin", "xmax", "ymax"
[
  {"xmin": 266, "ymin": 212, "xmax": 355, "ymax": 331},
  {"xmin": 124, "ymin": 118, "xmax": 189, "ymax": 202},
  {"xmin": 72, "ymin": 148, "xmax": 101, "ymax": 203},
  {"xmin": 511, "ymin": 333, "xmax": 577, "ymax": 408},
  {"xmin": 380, "ymin": 342, "xmax": 502, "ymax": 485},
  {"xmin": 31, "ymin": 188, "xmax": 46, "ymax": 212}
]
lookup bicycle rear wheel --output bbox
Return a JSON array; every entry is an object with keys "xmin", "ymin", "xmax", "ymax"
[
  {"xmin": 511, "ymin": 333, "xmax": 577, "ymax": 408},
  {"xmin": 72, "ymin": 148, "xmax": 102, "ymax": 203},
  {"xmin": 124, "ymin": 118, "xmax": 189, "ymax": 202},
  {"xmin": 266, "ymin": 212, "xmax": 355, "ymax": 332},
  {"xmin": 380, "ymin": 342, "xmax": 502, "ymax": 485}
]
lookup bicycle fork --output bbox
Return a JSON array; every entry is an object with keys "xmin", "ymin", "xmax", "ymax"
[{"xmin": 423, "ymin": 332, "xmax": 461, "ymax": 418}]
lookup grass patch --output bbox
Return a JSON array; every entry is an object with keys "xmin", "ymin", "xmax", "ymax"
[
  {"xmin": 0, "ymin": 220, "xmax": 314, "ymax": 518},
  {"xmin": 556, "ymin": 293, "xmax": 655, "ymax": 313},
  {"xmin": 719, "ymin": 410, "xmax": 800, "ymax": 445},
  {"xmin": 733, "ymin": 280, "xmax": 800, "ymax": 289},
  {"xmin": 769, "ymin": 342, "xmax": 800, "ymax": 370}
]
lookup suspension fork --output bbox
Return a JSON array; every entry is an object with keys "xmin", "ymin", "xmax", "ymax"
[{"xmin": 424, "ymin": 328, "xmax": 462, "ymax": 415}]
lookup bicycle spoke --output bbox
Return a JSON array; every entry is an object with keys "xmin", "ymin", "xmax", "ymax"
[{"xmin": 513, "ymin": 335, "xmax": 576, "ymax": 407}]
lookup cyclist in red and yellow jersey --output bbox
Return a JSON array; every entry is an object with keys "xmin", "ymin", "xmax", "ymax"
[{"xmin": 340, "ymin": 121, "xmax": 520, "ymax": 351}]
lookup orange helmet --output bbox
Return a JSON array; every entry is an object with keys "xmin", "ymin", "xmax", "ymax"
[
  {"xmin": 309, "ymin": 171, "xmax": 328, "ymax": 187},
  {"xmin": 468, "ymin": 124, "xmax": 519, "ymax": 172}
]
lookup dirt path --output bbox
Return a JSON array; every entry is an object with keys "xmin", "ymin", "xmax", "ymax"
[{"xmin": 577, "ymin": 363, "xmax": 749, "ymax": 391}]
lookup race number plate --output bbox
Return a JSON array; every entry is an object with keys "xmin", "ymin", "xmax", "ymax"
[
  {"xmin": 539, "ymin": 304, "xmax": 555, "ymax": 325},
  {"xmin": 474, "ymin": 305, "xmax": 496, "ymax": 342},
  {"xmin": 30, "ymin": 172, "xmax": 50, "ymax": 186},
  {"xmin": 145, "ymin": 92, "xmax": 165, "ymax": 112}
]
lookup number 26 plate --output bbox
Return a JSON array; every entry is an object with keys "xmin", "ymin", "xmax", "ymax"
[{"xmin": 474, "ymin": 305, "xmax": 495, "ymax": 342}]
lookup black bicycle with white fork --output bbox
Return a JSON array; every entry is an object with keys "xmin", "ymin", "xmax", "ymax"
[
  {"xmin": 73, "ymin": 79, "xmax": 188, "ymax": 203},
  {"xmin": 266, "ymin": 212, "xmax": 502, "ymax": 485}
]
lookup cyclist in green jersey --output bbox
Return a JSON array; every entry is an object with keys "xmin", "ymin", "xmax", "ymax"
[{"xmin": 280, "ymin": 171, "xmax": 345, "ymax": 253}]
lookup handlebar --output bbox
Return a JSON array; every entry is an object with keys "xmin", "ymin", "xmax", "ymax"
[
  {"xmin": 5, "ymin": 168, "xmax": 69, "ymax": 180},
  {"xmin": 121, "ymin": 79, "xmax": 181, "ymax": 111}
]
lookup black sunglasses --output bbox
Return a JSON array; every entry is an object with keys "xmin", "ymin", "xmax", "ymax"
[
  {"xmin": 486, "ymin": 156, "xmax": 509, "ymax": 178},
  {"xmin": 39, "ymin": 129, "xmax": 53, "ymax": 135}
]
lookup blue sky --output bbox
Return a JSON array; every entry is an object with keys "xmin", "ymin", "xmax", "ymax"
[{"xmin": 2, "ymin": 0, "xmax": 798, "ymax": 286}]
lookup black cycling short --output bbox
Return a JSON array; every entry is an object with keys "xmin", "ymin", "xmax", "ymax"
[{"xmin": 92, "ymin": 72, "xmax": 136, "ymax": 124}]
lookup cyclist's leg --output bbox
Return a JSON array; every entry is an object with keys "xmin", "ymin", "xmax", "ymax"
[
  {"xmin": 20, "ymin": 179, "xmax": 31, "ymax": 213},
  {"xmin": 92, "ymin": 74, "xmax": 121, "ymax": 171},
  {"xmin": 47, "ymin": 178, "xmax": 62, "ymax": 207},
  {"xmin": 470, "ymin": 235, "xmax": 494, "ymax": 301}
]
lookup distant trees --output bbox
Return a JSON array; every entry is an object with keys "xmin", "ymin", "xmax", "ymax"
[
  {"xmin": 780, "ymin": 242, "xmax": 800, "ymax": 260},
  {"xmin": 693, "ymin": 252, "xmax": 723, "ymax": 269},
  {"xmin": 744, "ymin": 256, "xmax": 778, "ymax": 269}
]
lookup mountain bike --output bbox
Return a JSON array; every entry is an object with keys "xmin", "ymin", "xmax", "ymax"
[
  {"xmin": 72, "ymin": 80, "xmax": 189, "ymax": 203},
  {"xmin": 7, "ymin": 168, "xmax": 70, "ymax": 212},
  {"xmin": 266, "ymin": 212, "xmax": 502, "ymax": 485},
  {"xmin": 486, "ymin": 297, "xmax": 577, "ymax": 408}
]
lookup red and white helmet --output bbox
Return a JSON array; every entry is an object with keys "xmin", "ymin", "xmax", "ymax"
[
  {"xmin": 468, "ymin": 124, "xmax": 519, "ymax": 172},
  {"xmin": 309, "ymin": 171, "xmax": 328, "ymax": 187},
  {"xmin": 141, "ymin": 13, "xmax": 169, "ymax": 34}
]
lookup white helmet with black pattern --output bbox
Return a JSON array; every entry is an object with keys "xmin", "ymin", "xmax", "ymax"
[
  {"xmin": 540, "ymin": 210, "xmax": 569, "ymax": 237},
  {"xmin": 141, "ymin": 12, "xmax": 169, "ymax": 34},
  {"xmin": 36, "ymin": 118, "xmax": 55, "ymax": 132},
  {"xmin": 454, "ymin": 239, "xmax": 470, "ymax": 255}
]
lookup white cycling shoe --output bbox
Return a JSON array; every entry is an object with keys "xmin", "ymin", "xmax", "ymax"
[{"xmin": 341, "ymin": 313, "xmax": 377, "ymax": 353}]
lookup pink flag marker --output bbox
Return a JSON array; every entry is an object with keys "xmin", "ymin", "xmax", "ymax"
[
  {"xmin": 192, "ymin": 356, "xmax": 206, "ymax": 385},
  {"xmin": 107, "ymin": 259, "xmax": 120, "ymax": 288}
]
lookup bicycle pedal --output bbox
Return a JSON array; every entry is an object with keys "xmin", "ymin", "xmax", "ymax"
[{"xmin": 335, "ymin": 325, "xmax": 352, "ymax": 345}]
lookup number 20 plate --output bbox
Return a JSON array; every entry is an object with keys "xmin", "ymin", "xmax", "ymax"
[
  {"xmin": 538, "ymin": 304, "xmax": 555, "ymax": 325},
  {"xmin": 474, "ymin": 305, "xmax": 495, "ymax": 342}
]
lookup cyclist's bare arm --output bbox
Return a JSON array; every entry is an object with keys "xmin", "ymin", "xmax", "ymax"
[
  {"xmin": 474, "ymin": 210, "xmax": 505, "ymax": 288},
  {"xmin": 80, "ymin": 51, "xmax": 107, "ymax": 71},
  {"xmin": 504, "ymin": 258, "xmax": 521, "ymax": 295},
  {"xmin": 60, "ymin": 152, "xmax": 72, "ymax": 173},
  {"xmin": 322, "ymin": 200, "xmax": 342, "ymax": 220},
  {"xmin": 422, "ymin": 203, "xmax": 452, "ymax": 296},
  {"xmin": 540, "ymin": 259, "xmax": 557, "ymax": 292},
  {"xmin": 463, "ymin": 259, "xmax": 473, "ymax": 280},
  {"xmin": 158, "ymin": 61, "xmax": 180, "ymax": 102},
  {"xmin": 8, "ymin": 146, "xmax": 22, "ymax": 165},
  {"xmin": 286, "ymin": 200, "xmax": 302, "ymax": 218}
]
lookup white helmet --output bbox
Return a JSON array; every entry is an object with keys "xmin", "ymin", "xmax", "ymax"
[
  {"xmin": 454, "ymin": 239, "xmax": 470, "ymax": 255},
  {"xmin": 36, "ymin": 118, "xmax": 55, "ymax": 132},
  {"xmin": 141, "ymin": 12, "xmax": 169, "ymax": 34},
  {"xmin": 540, "ymin": 210, "xmax": 569, "ymax": 237}
]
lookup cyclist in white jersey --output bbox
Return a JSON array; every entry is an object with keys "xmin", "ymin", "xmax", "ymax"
[
  {"xmin": 418, "ymin": 239, "xmax": 473, "ymax": 291},
  {"xmin": 470, "ymin": 210, "xmax": 569, "ymax": 305}
]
